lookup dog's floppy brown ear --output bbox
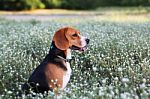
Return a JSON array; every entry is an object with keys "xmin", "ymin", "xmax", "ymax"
[{"xmin": 53, "ymin": 28, "xmax": 69, "ymax": 50}]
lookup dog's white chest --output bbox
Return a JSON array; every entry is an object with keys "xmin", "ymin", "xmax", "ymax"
[{"xmin": 62, "ymin": 62, "xmax": 72, "ymax": 89}]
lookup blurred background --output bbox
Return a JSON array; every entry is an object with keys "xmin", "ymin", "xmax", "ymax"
[
  {"xmin": 0, "ymin": 0, "xmax": 150, "ymax": 22},
  {"xmin": 0, "ymin": 0, "xmax": 150, "ymax": 10}
]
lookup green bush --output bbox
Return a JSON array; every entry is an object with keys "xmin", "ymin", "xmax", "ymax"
[
  {"xmin": 0, "ymin": 0, "xmax": 45, "ymax": 10},
  {"xmin": 42, "ymin": 0, "xmax": 63, "ymax": 8},
  {"xmin": 60, "ymin": 0, "xmax": 100, "ymax": 10},
  {"xmin": 0, "ymin": 0, "xmax": 23, "ymax": 10},
  {"xmin": 120, "ymin": 0, "xmax": 150, "ymax": 6},
  {"xmin": 23, "ymin": 0, "xmax": 45, "ymax": 10}
]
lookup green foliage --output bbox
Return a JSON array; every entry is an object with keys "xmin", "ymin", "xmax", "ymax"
[
  {"xmin": 42, "ymin": 0, "xmax": 63, "ymax": 8},
  {"xmin": 0, "ymin": 0, "xmax": 150, "ymax": 10},
  {"xmin": 0, "ymin": 0, "xmax": 45, "ymax": 10},
  {"xmin": 41, "ymin": 0, "xmax": 100, "ymax": 9},
  {"xmin": 42, "ymin": 0, "xmax": 150, "ymax": 10},
  {"xmin": 61, "ymin": 0, "xmax": 100, "ymax": 10},
  {"xmin": 0, "ymin": 0, "xmax": 24, "ymax": 10},
  {"xmin": 23, "ymin": 0, "xmax": 45, "ymax": 10},
  {"xmin": 120, "ymin": 0, "xmax": 150, "ymax": 6},
  {"xmin": 0, "ymin": 18, "xmax": 150, "ymax": 98}
]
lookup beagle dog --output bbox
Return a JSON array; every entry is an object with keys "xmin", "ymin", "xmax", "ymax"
[{"xmin": 22, "ymin": 27, "xmax": 89, "ymax": 94}]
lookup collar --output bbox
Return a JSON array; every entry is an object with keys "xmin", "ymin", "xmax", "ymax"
[{"xmin": 56, "ymin": 55, "xmax": 72, "ymax": 62}]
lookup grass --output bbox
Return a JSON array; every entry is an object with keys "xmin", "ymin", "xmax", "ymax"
[
  {"xmin": 0, "ymin": 15, "xmax": 150, "ymax": 99},
  {"xmin": 95, "ymin": 7, "xmax": 150, "ymax": 14},
  {"xmin": 0, "ymin": 7, "xmax": 150, "ymax": 15},
  {"xmin": 1, "ymin": 7, "xmax": 150, "ymax": 23}
]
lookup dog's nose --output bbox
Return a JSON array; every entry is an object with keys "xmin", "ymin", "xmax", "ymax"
[{"xmin": 85, "ymin": 38, "xmax": 90, "ymax": 44}]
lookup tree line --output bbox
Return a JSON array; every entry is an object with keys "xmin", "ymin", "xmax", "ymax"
[{"xmin": 0, "ymin": 0, "xmax": 150, "ymax": 10}]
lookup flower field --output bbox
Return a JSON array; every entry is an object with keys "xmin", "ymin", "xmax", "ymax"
[{"xmin": 0, "ymin": 18, "xmax": 150, "ymax": 99}]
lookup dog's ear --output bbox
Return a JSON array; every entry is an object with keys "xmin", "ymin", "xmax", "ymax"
[{"xmin": 53, "ymin": 28, "xmax": 69, "ymax": 50}]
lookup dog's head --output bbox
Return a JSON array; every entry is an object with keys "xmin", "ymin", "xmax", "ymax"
[{"xmin": 53, "ymin": 27, "xmax": 89, "ymax": 52}]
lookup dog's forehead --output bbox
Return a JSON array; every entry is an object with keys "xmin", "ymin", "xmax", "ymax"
[{"xmin": 65, "ymin": 27, "xmax": 80, "ymax": 34}]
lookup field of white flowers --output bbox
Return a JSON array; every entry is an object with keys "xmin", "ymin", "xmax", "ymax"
[{"xmin": 0, "ymin": 18, "xmax": 150, "ymax": 99}]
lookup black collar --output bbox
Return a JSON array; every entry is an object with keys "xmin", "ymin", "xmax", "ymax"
[{"xmin": 56, "ymin": 55, "xmax": 71, "ymax": 62}]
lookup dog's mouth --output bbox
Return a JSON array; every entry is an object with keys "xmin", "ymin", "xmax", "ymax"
[{"xmin": 70, "ymin": 45, "xmax": 87, "ymax": 52}]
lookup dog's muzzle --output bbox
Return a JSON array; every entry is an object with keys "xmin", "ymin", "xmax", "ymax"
[{"xmin": 70, "ymin": 38, "xmax": 90, "ymax": 52}]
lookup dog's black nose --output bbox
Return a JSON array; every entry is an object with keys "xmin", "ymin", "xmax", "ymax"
[{"xmin": 86, "ymin": 38, "xmax": 90, "ymax": 44}]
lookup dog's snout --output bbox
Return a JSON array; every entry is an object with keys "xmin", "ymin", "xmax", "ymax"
[{"xmin": 85, "ymin": 38, "xmax": 90, "ymax": 44}]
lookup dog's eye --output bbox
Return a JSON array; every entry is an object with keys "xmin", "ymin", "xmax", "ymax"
[{"xmin": 72, "ymin": 34, "xmax": 78, "ymax": 37}]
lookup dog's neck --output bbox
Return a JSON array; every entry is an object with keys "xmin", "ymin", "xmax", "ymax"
[
  {"xmin": 66, "ymin": 49, "xmax": 71, "ymax": 60},
  {"xmin": 49, "ymin": 41, "xmax": 72, "ymax": 60}
]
